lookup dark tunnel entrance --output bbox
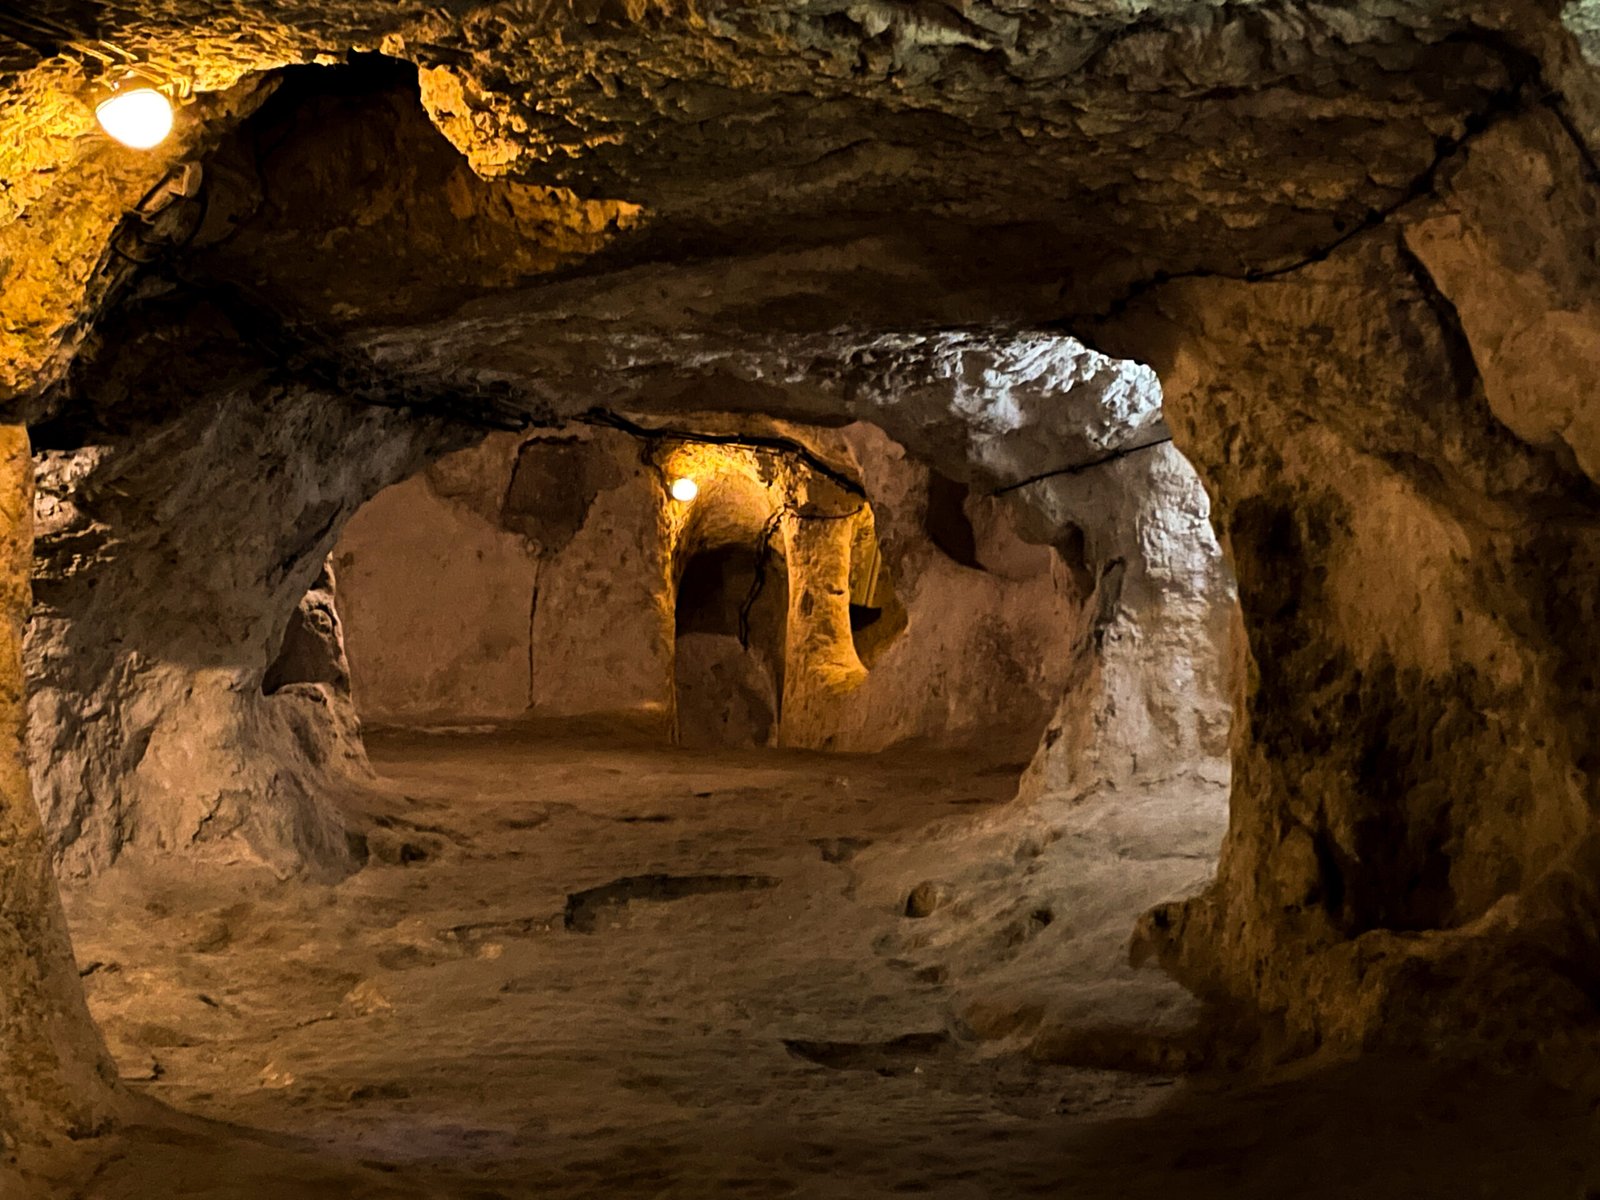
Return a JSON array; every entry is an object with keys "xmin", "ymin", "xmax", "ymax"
[{"xmin": 673, "ymin": 543, "xmax": 789, "ymax": 748}]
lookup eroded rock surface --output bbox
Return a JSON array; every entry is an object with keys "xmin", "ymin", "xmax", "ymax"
[
  {"xmin": 26, "ymin": 306, "xmax": 466, "ymax": 879},
  {"xmin": 1119, "ymin": 126, "xmax": 1600, "ymax": 1066},
  {"xmin": 0, "ymin": 427, "xmax": 119, "ymax": 1171},
  {"xmin": 6, "ymin": 0, "xmax": 1600, "ymax": 1165},
  {"xmin": 333, "ymin": 418, "xmax": 1103, "ymax": 758}
]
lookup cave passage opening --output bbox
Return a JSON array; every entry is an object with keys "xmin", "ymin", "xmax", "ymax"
[
  {"xmin": 673, "ymin": 542, "xmax": 789, "ymax": 748},
  {"xmin": 29, "ymin": 339, "xmax": 1243, "ymax": 1198},
  {"xmin": 324, "ymin": 417, "xmax": 1105, "ymax": 762},
  {"xmin": 6, "ymin": 15, "xmax": 1600, "ymax": 1194},
  {"xmin": 23, "ymin": 289, "xmax": 1243, "ymax": 1192},
  {"xmin": 5, "ymin": 50, "xmax": 1254, "ymax": 1200},
  {"xmin": 36, "ymin": 384, "xmax": 1240, "ymax": 1178}
]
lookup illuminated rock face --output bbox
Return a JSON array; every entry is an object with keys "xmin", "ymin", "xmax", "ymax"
[
  {"xmin": 24, "ymin": 312, "xmax": 466, "ymax": 879},
  {"xmin": 0, "ymin": 428, "xmax": 120, "ymax": 1168},
  {"xmin": 1132, "ymin": 224, "xmax": 1600, "ymax": 1068},
  {"xmin": 332, "ymin": 420, "xmax": 1091, "ymax": 755},
  {"xmin": 18, "ymin": 267, "xmax": 1208, "ymax": 886},
  {"xmin": 0, "ymin": 2, "xmax": 1555, "ymax": 399},
  {"xmin": 4, "ymin": 0, "xmax": 1600, "ymax": 1157}
]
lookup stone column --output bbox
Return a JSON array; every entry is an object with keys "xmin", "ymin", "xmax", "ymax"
[
  {"xmin": 1017, "ymin": 443, "xmax": 1234, "ymax": 798},
  {"xmin": 0, "ymin": 426, "xmax": 118, "ymax": 1152},
  {"xmin": 778, "ymin": 514, "xmax": 867, "ymax": 747}
]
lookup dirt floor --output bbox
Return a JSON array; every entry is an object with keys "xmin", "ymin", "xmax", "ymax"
[{"xmin": 21, "ymin": 726, "xmax": 1600, "ymax": 1198}]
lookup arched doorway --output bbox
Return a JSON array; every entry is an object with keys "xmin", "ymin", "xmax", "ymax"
[{"xmin": 673, "ymin": 540, "xmax": 789, "ymax": 748}]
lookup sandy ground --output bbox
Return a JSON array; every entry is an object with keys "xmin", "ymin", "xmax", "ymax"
[{"xmin": 20, "ymin": 727, "xmax": 1600, "ymax": 1198}]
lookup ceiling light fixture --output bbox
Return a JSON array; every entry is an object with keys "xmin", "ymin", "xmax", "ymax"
[
  {"xmin": 669, "ymin": 477, "xmax": 700, "ymax": 503},
  {"xmin": 0, "ymin": 12, "xmax": 184, "ymax": 151},
  {"xmin": 95, "ymin": 73, "xmax": 175, "ymax": 149}
]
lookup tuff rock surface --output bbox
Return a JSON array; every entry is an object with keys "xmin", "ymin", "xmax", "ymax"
[
  {"xmin": 0, "ymin": 429, "xmax": 119, "ymax": 1177},
  {"xmin": 25, "ymin": 303, "xmax": 465, "ymax": 879},
  {"xmin": 333, "ymin": 419, "xmax": 1092, "ymax": 757},
  {"xmin": 4, "ymin": 0, "xmax": 1600, "ymax": 1162}
]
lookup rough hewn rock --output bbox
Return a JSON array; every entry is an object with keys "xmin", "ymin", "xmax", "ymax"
[
  {"xmin": 26, "ymin": 304, "xmax": 466, "ymax": 878},
  {"xmin": 335, "ymin": 445, "xmax": 542, "ymax": 724},
  {"xmin": 805, "ymin": 422, "xmax": 1083, "ymax": 755},
  {"xmin": 1121, "ymin": 214, "xmax": 1600, "ymax": 1069},
  {"xmin": 4, "ymin": 0, "xmax": 1600, "ymax": 1158},
  {"xmin": 332, "ymin": 418, "xmax": 1094, "ymax": 757},
  {"xmin": 0, "ymin": 1, "xmax": 1558, "ymax": 405},
  {"xmin": 0, "ymin": 426, "xmax": 120, "ymax": 1161}
]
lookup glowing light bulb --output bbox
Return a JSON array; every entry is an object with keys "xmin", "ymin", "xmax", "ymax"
[
  {"xmin": 669, "ymin": 477, "xmax": 699, "ymax": 503},
  {"xmin": 96, "ymin": 85, "xmax": 174, "ymax": 150}
]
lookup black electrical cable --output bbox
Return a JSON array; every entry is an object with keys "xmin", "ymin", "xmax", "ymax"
[
  {"xmin": 0, "ymin": 8, "xmax": 82, "ymax": 41},
  {"xmin": 0, "ymin": 10, "xmax": 131, "ymax": 65},
  {"xmin": 738, "ymin": 508, "xmax": 788, "ymax": 649},
  {"xmin": 577, "ymin": 409, "xmax": 867, "ymax": 499},
  {"xmin": 157, "ymin": 268, "xmax": 537, "ymax": 432},
  {"xmin": 0, "ymin": 9, "xmax": 71, "ymax": 52},
  {"xmin": 107, "ymin": 238, "xmax": 159, "ymax": 267},
  {"xmin": 735, "ymin": 499, "xmax": 865, "ymax": 648},
  {"xmin": 988, "ymin": 433, "xmax": 1175, "ymax": 496},
  {"xmin": 107, "ymin": 167, "xmax": 211, "ymax": 267}
]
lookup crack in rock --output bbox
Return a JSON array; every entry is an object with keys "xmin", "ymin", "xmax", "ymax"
[
  {"xmin": 438, "ymin": 915, "xmax": 557, "ymax": 945},
  {"xmin": 783, "ymin": 1031, "xmax": 955, "ymax": 1073},
  {"xmin": 562, "ymin": 873, "xmax": 781, "ymax": 933}
]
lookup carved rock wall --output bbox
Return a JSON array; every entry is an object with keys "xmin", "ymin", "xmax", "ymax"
[
  {"xmin": 26, "ymin": 309, "xmax": 464, "ymax": 878},
  {"xmin": 0, "ymin": 427, "xmax": 120, "ymax": 1163},
  {"xmin": 334, "ymin": 438, "xmax": 544, "ymax": 725},
  {"xmin": 1120, "ymin": 108, "xmax": 1600, "ymax": 1065},
  {"xmin": 5, "ymin": 0, "xmax": 1600, "ymax": 1154},
  {"xmin": 332, "ymin": 420, "xmax": 1095, "ymax": 758}
]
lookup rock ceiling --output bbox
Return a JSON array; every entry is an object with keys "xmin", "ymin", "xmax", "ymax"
[
  {"xmin": 7, "ymin": 1, "xmax": 1600, "ymax": 1144},
  {"xmin": 1, "ymin": 1, "xmax": 1593, "ymax": 406}
]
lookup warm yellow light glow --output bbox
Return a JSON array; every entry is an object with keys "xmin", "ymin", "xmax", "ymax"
[
  {"xmin": 96, "ymin": 85, "xmax": 174, "ymax": 149},
  {"xmin": 669, "ymin": 477, "xmax": 699, "ymax": 503}
]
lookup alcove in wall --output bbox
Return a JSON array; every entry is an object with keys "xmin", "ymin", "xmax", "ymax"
[{"xmin": 673, "ymin": 542, "xmax": 788, "ymax": 747}]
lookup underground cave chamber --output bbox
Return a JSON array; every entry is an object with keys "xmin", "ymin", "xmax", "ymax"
[
  {"xmin": 16, "ymin": 254, "xmax": 1246, "ymax": 1194},
  {"xmin": 11, "ymin": 6, "xmax": 1600, "ymax": 1195},
  {"xmin": 328, "ymin": 419, "xmax": 1100, "ymax": 759}
]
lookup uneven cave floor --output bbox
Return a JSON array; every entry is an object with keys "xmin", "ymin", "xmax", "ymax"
[{"xmin": 28, "ymin": 726, "xmax": 1597, "ymax": 1199}]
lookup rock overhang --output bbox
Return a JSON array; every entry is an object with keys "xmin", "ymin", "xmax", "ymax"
[{"xmin": 0, "ymin": 0, "xmax": 1565, "ymax": 405}]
